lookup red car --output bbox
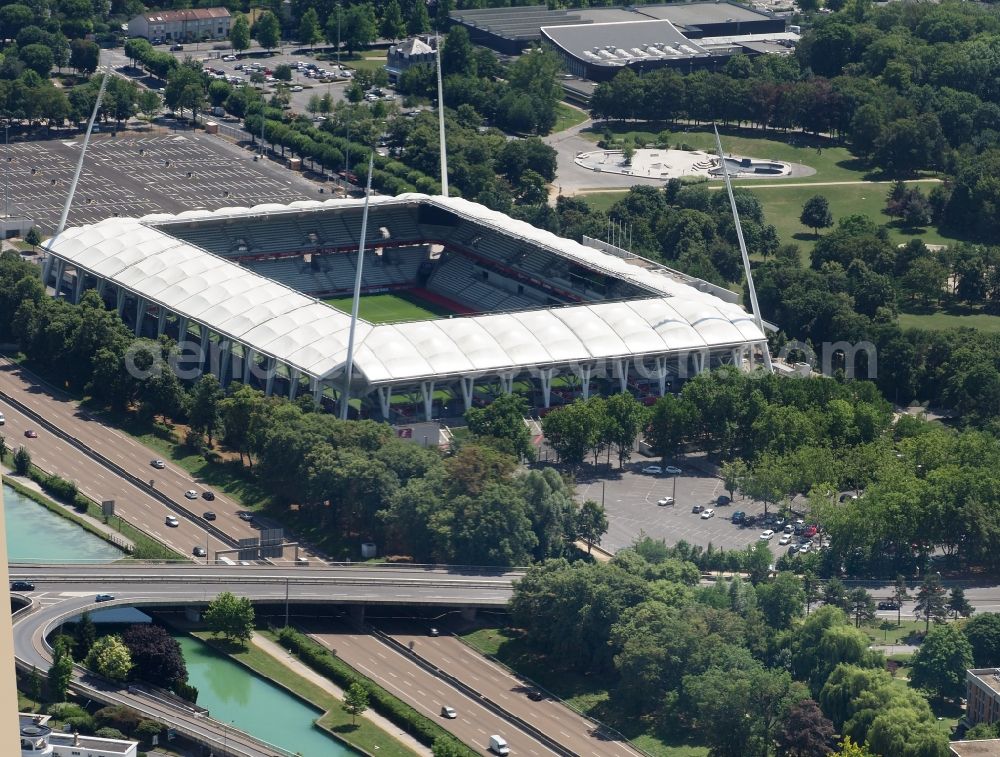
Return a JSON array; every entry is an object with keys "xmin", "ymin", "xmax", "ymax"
[
  {"xmin": 23, "ymin": 429, "xmax": 37, "ymax": 438},
  {"xmin": 803, "ymin": 525, "xmax": 818, "ymax": 538}
]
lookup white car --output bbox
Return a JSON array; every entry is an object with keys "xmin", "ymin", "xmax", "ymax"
[
  {"xmin": 441, "ymin": 706, "xmax": 457, "ymax": 719},
  {"xmin": 657, "ymin": 496, "xmax": 674, "ymax": 507},
  {"xmin": 700, "ymin": 508, "xmax": 715, "ymax": 519},
  {"xmin": 799, "ymin": 542, "xmax": 812, "ymax": 554},
  {"xmin": 641, "ymin": 465, "xmax": 663, "ymax": 475},
  {"xmin": 779, "ymin": 534, "xmax": 791, "ymax": 545},
  {"xmin": 223, "ymin": 54, "xmax": 237, "ymax": 61},
  {"xmin": 290, "ymin": 85, "xmax": 303, "ymax": 92},
  {"xmin": 759, "ymin": 530, "xmax": 775, "ymax": 541},
  {"xmin": 664, "ymin": 466, "xmax": 682, "ymax": 475},
  {"xmin": 150, "ymin": 459, "xmax": 166, "ymax": 469},
  {"xmin": 184, "ymin": 490, "xmax": 198, "ymax": 500},
  {"xmin": 165, "ymin": 515, "xmax": 179, "ymax": 527}
]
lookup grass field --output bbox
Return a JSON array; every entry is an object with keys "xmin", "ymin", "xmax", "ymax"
[
  {"xmin": 553, "ymin": 101, "xmax": 590, "ymax": 133},
  {"xmin": 898, "ymin": 311, "xmax": 1000, "ymax": 333},
  {"xmin": 323, "ymin": 291, "xmax": 454, "ymax": 323}
]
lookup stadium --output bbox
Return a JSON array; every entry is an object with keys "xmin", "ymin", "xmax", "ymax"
[{"xmin": 40, "ymin": 194, "xmax": 768, "ymax": 420}]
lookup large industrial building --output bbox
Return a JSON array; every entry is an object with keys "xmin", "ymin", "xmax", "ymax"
[
  {"xmin": 450, "ymin": 1, "xmax": 794, "ymax": 80},
  {"xmin": 41, "ymin": 195, "xmax": 768, "ymax": 421}
]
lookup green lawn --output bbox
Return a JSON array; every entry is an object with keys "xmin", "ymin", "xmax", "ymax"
[
  {"xmin": 898, "ymin": 311, "xmax": 1000, "ymax": 334},
  {"xmin": 193, "ymin": 633, "xmax": 418, "ymax": 757},
  {"xmin": 345, "ymin": 55, "xmax": 387, "ymax": 73},
  {"xmin": 460, "ymin": 627, "xmax": 708, "ymax": 756},
  {"xmin": 860, "ymin": 619, "xmax": 926, "ymax": 646},
  {"xmin": 552, "ymin": 101, "xmax": 590, "ymax": 133},
  {"xmin": 323, "ymin": 291, "xmax": 455, "ymax": 323}
]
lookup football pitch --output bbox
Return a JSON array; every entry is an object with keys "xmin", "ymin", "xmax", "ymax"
[{"xmin": 322, "ymin": 291, "xmax": 456, "ymax": 323}]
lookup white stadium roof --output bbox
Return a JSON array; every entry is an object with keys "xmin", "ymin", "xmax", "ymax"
[{"xmin": 43, "ymin": 194, "xmax": 766, "ymax": 388}]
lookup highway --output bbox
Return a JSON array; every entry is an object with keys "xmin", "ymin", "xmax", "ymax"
[{"xmin": 0, "ymin": 358, "xmax": 282, "ymax": 559}]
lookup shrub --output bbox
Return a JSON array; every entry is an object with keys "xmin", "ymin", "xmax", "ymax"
[
  {"xmin": 96, "ymin": 727, "xmax": 127, "ymax": 739},
  {"xmin": 47, "ymin": 702, "xmax": 88, "ymax": 720}
]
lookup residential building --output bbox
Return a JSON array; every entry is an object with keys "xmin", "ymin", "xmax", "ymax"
[
  {"xmin": 127, "ymin": 8, "xmax": 232, "ymax": 43},
  {"xmin": 968, "ymin": 669, "xmax": 1000, "ymax": 726},
  {"xmin": 20, "ymin": 713, "xmax": 139, "ymax": 757},
  {"xmin": 386, "ymin": 37, "xmax": 437, "ymax": 84}
]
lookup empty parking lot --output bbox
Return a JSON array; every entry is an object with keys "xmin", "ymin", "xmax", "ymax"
[{"xmin": 6, "ymin": 130, "xmax": 321, "ymax": 232}]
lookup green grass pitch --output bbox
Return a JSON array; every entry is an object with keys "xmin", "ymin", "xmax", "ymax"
[{"xmin": 322, "ymin": 291, "xmax": 454, "ymax": 323}]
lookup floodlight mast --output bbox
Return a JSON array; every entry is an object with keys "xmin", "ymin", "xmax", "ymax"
[
  {"xmin": 712, "ymin": 124, "xmax": 773, "ymax": 373},
  {"xmin": 436, "ymin": 33, "xmax": 449, "ymax": 197},
  {"xmin": 340, "ymin": 153, "xmax": 375, "ymax": 420},
  {"xmin": 55, "ymin": 69, "xmax": 109, "ymax": 239}
]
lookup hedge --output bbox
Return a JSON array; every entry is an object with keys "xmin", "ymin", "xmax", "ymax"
[{"xmin": 274, "ymin": 628, "xmax": 475, "ymax": 757}]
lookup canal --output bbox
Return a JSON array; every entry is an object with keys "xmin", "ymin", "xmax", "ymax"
[
  {"xmin": 175, "ymin": 634, "xmax": 354, "ymax": 757},
  {"xmin": 4, "ymin": 482, "xmax": 122, "ymax": 563}
]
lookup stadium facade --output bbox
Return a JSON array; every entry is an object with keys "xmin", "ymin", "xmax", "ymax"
[{"xmin": 41, "ymin": 195, "xmax": 769, "ymax": 420}]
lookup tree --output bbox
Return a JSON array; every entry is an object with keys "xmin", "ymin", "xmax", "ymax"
[
  {"xmin": 777, "ymin": 699, "xmax": 834, "ymax": 756},
  {"xmin": 833, "ymin": 737, "xmax": 876, "ymax": 757},
  {"xmin": 803, "ymin": 570, "xmax": 821, "ymax": 615},
  {"xmin": 892, "ymin": 575, "xmax": 909, "ymax": 627},
  {"xmin": 343, "ymin": 681, "xmax": 369, "ymax": 724},
  {"xmin": 380, "ymin": 0, "xmax": 406, "ymax": 42},
  {"xmin": 164, "ymin": 65, "xmax": 206, "ymax": 120},
  {"xmin": 910, "ymin": 623, "xmax": 973, "ymax": 701},
  {"xmin": 189, "ymin": 374, "xmax": 224, "ymax": 446},
  {"xmin": 69, "ymin": 39, "xmax": 99, "ymax": 75},
  {"xmin": 576, "ymin": 499, "xmax": 608, "ymax": 554},
  {"xmin": 757, "ymin": 572, "xmax": 806, "ymax": 630},
  {"xmin": 86, "ymin": 635, "xmax": 133, "ymax": 681},
  {"xmin": 432, "ymin": 737, "xmax": 467, "ymax": 757},
  {"xmin": 121, "ymin": 624, "xmax": 188, "ymax": 689},
  {"xmin": 720, "ymin": 459, "xmax": 748, "ymax": 502},
  {"xmin": 20, "ymin": 44, "xmax": 54, "ymax": 78},
  {"xmin": 407, "ymin": 0, "xmax": 430, "ymax": 35},
  {"xmin": 604, "ymin": 393, "xmax": 647, "ymax": 468},
  {"xmin": 13, "ymin": 445, "xmax": 31, "ymax": 475},
  {"xmin": 24, "ymin": 227, "xmax": 41, "ymax": 250},
  {"xmin": 204, "ymin": 591, "xmax": 255, "ymax": 646},
  {"xmin": 964, "ymin": 613, "xmax": 1000, "ymax": 667},
  {"xmin": 801, "ymin": 195, "xmax": 834, "ymax": 237},
  {"xmin": 299, "ymin": 8, "xmax": 323, "ymax": 50},
  {"xmin": 465, "ymin": 394, "xmax": 534, "ymax": 461},
  {"xmin": 74, "ymin": 612, "xmax": 96, "ymax": 660},
  {"xmin": 914, "ymin": 574, "xmax": 948, "ymax": 632},
  {"xmin": 822, "ymin": 578, "xmax": 850, "ymax": 612},
  {"xmin": 253, "ymin": 11, "xmax": 281, "ymax": 52},
  {"xmin": 948, "ymin": 587, "xmax": 974, "ymax": 620},
  {"xmin": 49, "ymin": 636, "xmax": 74, "ymax": 701},
  {"xmin": 339, "ymin": 3, "xmax": 377, "ymax": 55},
  {"xmin": 230, "ymin": 14, "xmax": 251, "ymax": 53},
  {"xmin": 848, "ymin": 588, "xmax": 877, "ymax": 628}
]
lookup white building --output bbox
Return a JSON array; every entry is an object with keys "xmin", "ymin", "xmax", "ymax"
[
  {"xmin": 127, "ymin": 7, "xmax": 231, "ymax": 43},
  {"xmin": 20, "ymin": 714, "xmax": 138, "ymax": 757}
]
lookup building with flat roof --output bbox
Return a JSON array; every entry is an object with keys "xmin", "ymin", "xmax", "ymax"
[
  {"xmin": 451, "ymin": 1, "xmax": 784, "ymax": 57},
  {"xmin": 20, "ymin": 713, "xmax": 138, "ymax": 757},
  {"xmin": 968, "ymin": 669, "xmax": 1000, "ymax": 726},
  {"xmin": 127, "ymin": 7, "xmax": 231, "ymax": 43},
  {"xmin": 950, "ymin": 740, "xmax": 1000, "ymax": 757}
]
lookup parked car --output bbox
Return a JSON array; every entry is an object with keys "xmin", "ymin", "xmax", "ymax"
[
  {"xmin": 10, "ymin": 580, "xmax": 34, "ymax": 591},
  {"xmin": 165, "ymin": 515, "xmax": 179, "ymax": 527},
  {"xmin": 779, "ymin": 534, "xmax": 791, "ymax": 545},
  {"xmin": 184, "ymin": 490, "xmax": 198, "ymax": 500},
  {"xmin": 803, "ymin": 525, "xmax": 818, "ymax": 538},
  {"xmin": 95, "ymin": 593, "xmax": 115, "ymax": 602},
  {"xmin": 657, "ymin": 496, "xmax": 674, "ymax": 506},
  {"xmin": 150, "ymin": 459, "xmax": 166, "ymax": 469},
  {"xmin": 664, "ymin": 465, "xmax": 682, "ymax": 475},
  {"xmin": 692, "ymin": 504, "xmax": 704, "ymax": 514},
  {"xmin": 193, "ymin": 546, "xmax": 207, "ymax": 557},
  {"xmin": 170, "ymin": 44, "xmax": 184, "ymax": 51},
  {"xmin": 641, "ymin": 465, "xmax": 662, "ymax": 475},
  {"xmin": 731, "ymin": 511, "xmax": 746, "ymax": 524},
  {"xmin": 783, "ymin": 524, "xmax": 794, "ymax": 534},
  {"xmin": 700, "ymin": 508, "xmax": 715, "ymax": 519},
  {"xmin": 440, "ymin": 706, "xmax": 457, "ymax": 719},
  {"xmin": 223, "ymin": 54, "xmax": 237, "ymax": 61},
  {"xmin": 716, "ymin": 494, "xmax": 731, "ymax": 506},
  {"xmin": 759, "ymin": 530, "xmax": 775, "ymax": 541}
]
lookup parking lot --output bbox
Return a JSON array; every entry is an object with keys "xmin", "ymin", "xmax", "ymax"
[
  {"xmin": 576, "ymin": 461, "xmax": 783, "ymax": 555},
  {"xmin": 7, "ymin": 130, "xmax": 321, "ymax": 232}
]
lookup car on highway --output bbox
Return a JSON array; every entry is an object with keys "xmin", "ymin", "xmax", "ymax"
[
  {"xmin": 238, "ymin": 511, "xmax": 254, "ymax": 522},
  {"xmin": 150, "ymin": 459, "xmax": 166, "ymax": 469},
  {"xmin": 759, "ymin": 530, "xmax": 775, "ymax": 541},
  {"xmin": 202, "ymin": 491, "xmax": 215, "ymax": 501},
  {"xmin": 657, "ymin": 496, "xmax": 674, "ymax": 506},
  {"xmin": 203, "ymin": 511, "xmax": 217, "ymax": 521},
  {"xmin": 527, "ymin": 689, "xmax": 544, "ymax": 701},
  {"xmin": 193, "ymin": 546, "xmax": 207, "ymax": 557},
  {"xmin": 641, "ymin": 465, "xmax": 662, "ymax": 475},
  {"xmin": 95, "ymin": 593, "xmax": 115, "ymax": 602},
  {"xmin": 0, "ymin": 411, "xmax": 5, "ymax": 425},
  {"xmin": 664, "ymin": 465, "xmax": 682, "ymax": 475},
  {"xmin": 779, "ymin": 533, "xmax": 791, "ymax": 545},
  {"xmin": 692, "ymin": 504, "xmax": 704, "ymax": 514},
  {"xmin": 429, "ymin": 627, "xmax": 440, "ymax": 637},
  {"xmin": 23, "ymin": 429, "xmax": 37, "ymax": 438},
  {"xmin": 10, "ymin": 580, "xmax": 34, "ymax": 591},
  {"xmin": 165, "ymin": 515, "xmax": 179, "ymax": 527},
  {"xmin": 878, "ymin": 600, "xmax": 900, "ymax": 610},
  {"xmin": 440, "ymin": 706, "xmax": 457, "ymax": 719},
  {"xmin": 700, "ymin": 508, "xmax": 715, "ymax": 519},
  {"xmin": 489, "ymin": 736, "xmax": 509, "ymax": 756},
  {"xmin": 184, "ymin": 490, "xmax": 198, "ymax": 500}
]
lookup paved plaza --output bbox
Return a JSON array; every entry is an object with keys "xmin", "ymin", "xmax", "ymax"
[{"xmin": 6, "ymin": 130, "xmax": 321, "ymax": 233}]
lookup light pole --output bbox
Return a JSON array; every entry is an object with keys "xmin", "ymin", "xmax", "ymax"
[
  {"xmin": 337, "ymin": 1, "xmax": 342, "ymax": 70},
  {"xmin": 284, "ymin": 576, "xmax": 290, "ymax": 628},
  {"xmin": 4, "ymin": 123, "xmax": 9, "ymax": 220}
]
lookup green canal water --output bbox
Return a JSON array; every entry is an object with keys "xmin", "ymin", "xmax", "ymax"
[
  {"xmin": 4, "ymin": 483, "xmax": 122, "ymax": 563},
  {"xmin": 175, "ymin": 635, "xmax": 354, "ymax": 757}
]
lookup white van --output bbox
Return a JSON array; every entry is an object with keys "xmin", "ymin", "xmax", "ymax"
[
  {"xmin": 0, "ymin": 411, "xmax": 5, "ymax": 425},
  {"xmin": 488, "ymin": 736, "xmax": 509, "ymax": 756}
]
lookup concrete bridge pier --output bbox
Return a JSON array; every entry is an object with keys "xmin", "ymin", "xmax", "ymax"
[
  {"xmin": 349, "ymin": 605, "xmax": 366, "ymax": 629},
  {"xmin": 460, "ymin": 607, "xmax": 477, "ymax": 623}
]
